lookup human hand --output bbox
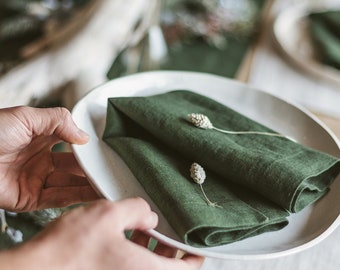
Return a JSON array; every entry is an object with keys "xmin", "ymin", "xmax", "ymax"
[
  {"xmin": 0, "ymin": 106, "xmax": 98, "ymax": 211},
  {"xmin": 1, "ymin": 198, "xmax": 204, "ymax": 270}
]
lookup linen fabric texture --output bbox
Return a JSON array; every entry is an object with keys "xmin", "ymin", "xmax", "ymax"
[{"xmin": 102, "ymin": 90, "xmax": 340, "ymax": 247}]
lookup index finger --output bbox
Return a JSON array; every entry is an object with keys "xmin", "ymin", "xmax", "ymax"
[{"xmin": 114, "ymin": 197, "xmax": 158, "ymax": 232}]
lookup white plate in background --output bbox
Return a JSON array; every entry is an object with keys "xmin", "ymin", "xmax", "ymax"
[
  {"xmin": 72, "ymin": 71, "xmax": 340, "ymax": 260},
  {"xmin": 272, "ymin": 3, "xmax": 340, "ymax": 87}
]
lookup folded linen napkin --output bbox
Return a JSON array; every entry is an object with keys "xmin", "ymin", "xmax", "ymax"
[
  {"xmin": 102, "ymin": 90, "xmax": 340, "ymax": 247},
  {"xmin": 308, "ymin": 10, "xmax": 340, "ymax": 70}
]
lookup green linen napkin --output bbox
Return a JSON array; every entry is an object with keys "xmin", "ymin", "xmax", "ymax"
[
  {"xmin": 102, "ymin": 90, "xmax": 340, "ymax": 247},
  {"xmin": 308, "ymin": 10, "xmax": 340, "ymax": 70}
]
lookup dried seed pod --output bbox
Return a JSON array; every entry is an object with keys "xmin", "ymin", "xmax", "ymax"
[
  {"xmin": 188, "ymin": 113, "xmax": 213, "ymax": 129},
  {"xmin": 190, "ymin": 162, "xmax": 206, "ymax": 184}
]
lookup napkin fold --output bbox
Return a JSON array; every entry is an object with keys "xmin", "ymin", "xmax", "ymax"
[
  {"xmin": 102, "ymin": 90, "xmax": 340, "ymax": 247},
  {"xmin": 308, "ymin": 10, "xmax": 340, "ymax": 70}
]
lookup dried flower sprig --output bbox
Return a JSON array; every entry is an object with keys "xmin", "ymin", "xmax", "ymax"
[
  {"xmin": 190, "ymin": 163, "xmax": 222, "ymax": 208},
  {"xmin": 188, "ymin": 113, "xmax": 295, "ymax": 141},
  {"xmin": 0, "ymin": 209, "xmax": 23, "ymax": 243},
  {"xmin": 0, "ymin": 209, "xmax": 7, "ymax": 233}
]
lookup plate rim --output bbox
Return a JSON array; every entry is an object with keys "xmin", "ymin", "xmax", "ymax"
[{"xmin": 71, "ymin": 70, "xmax": 340, "ymax": 260}]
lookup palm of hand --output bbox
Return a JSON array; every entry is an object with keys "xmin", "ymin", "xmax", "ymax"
[
  {"xmin": 0, "ymin": 135, "xmax": 57, "ymax": 211},
  {"xmin": 0, "ymin": 107, "xmax": 98, "ymax": 212}
]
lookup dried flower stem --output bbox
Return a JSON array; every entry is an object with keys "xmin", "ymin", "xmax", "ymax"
[
  {"xmin": 188, "ymin": 113, "xmax": 295, "ymax": 142},
  {"xmin": 190, "ymin": 163, "xmax": 222, "ymax": 208},
  {"xmin": 0, "ymin": 209, "xmax": 7, "ymax": 233},
  {"xmin": 0, "ymin": 209, "xmax": 23, "ymax": 243},
  {"xmin": 213, "ymin": 126, "xmax": 291, "ymax": 138},
  {"xmin": 199, "ymin": 184, "xmax": 222, "ymax": 208}
]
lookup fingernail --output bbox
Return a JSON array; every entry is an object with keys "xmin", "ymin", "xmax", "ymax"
[
  {"xmin": 149, "ymin": 211, "xmax": 158, "ymax": 226},
  {"xmin": 77, "ymin": 128, "xmax": 90, "ymax": 140}
]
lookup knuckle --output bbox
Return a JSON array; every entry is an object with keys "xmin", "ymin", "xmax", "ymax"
[
  {"xmin": 96, "ymin": 200, "xmax": 119, "ymax": 218},
  {"xmin": 55, "ymin": 107, "xmax": 71, "ymax": 121},
  {"xmin": 128, "ymin": 197, "xmax": 153, "ymax": 218},
  {"xmin": 133, "ymin": 197, "xmax": 150, "ymax": 211}
]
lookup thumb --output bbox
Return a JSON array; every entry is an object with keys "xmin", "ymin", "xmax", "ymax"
[
  {"xmin": 20, "ymin": 107, "xmax": 89, "ymax": 144},
  {"xmin": 52, "ymin": 107, "xmax": 89, "ymax": 144}
]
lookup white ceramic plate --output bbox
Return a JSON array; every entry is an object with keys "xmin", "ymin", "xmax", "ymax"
[
  {"xmin": 272, "ymin": 3, "xmax": 340, "ymax": 87},
  {"xmin": 71, "ymin": 71, "xmax": 340, "ymax": 260}
]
